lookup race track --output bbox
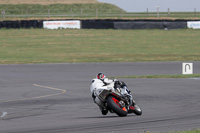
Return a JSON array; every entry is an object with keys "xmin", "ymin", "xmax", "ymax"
[{"xmin": 0, "ymin": 62, "xmax": 200, "ymax": 133}]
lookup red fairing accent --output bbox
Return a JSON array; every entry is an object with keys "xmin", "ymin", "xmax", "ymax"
[
  {"xmin": 111, "ymin": 93, "xmax": 118, "ymax": 98},
  {"xmin": 112, "ymin": 98, "xmax": 120, "ymax": 107},
  {"xmin": 112, "ymin": 97, "xmax": 119, "ymax": 103},
  {"xmin": 129, "ymin": 106, "xmax": 135, "ymax": 110},
  {"xmin": 112, "ymin": 97, "xmax": 127, "ymax": 111}
]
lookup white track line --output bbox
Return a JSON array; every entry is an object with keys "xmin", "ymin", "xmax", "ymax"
[
  {"xmin": 32, "ymin": 84, "xmax": 66, "ymax": 98},
  {"xmin": 0, "ymin": 112, "xmax": 8, "ymax": 118},
  {"xmin": 0, "ymin": 85, "xmax": 66, "ymax": 118},
  {"xmin": 0, "ymin": 84, "xmax": 66, "ymax": 104},
  {"xmin": 190, "ymin": 77, "xmax": 200, "ymax": 80}
]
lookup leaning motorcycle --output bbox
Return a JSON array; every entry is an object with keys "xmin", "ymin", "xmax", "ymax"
[{"xmin": 95, "ymin": 85, "xmax": 142, "ymax": 117}]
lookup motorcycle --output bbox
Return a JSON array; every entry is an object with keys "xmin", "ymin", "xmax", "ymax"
[{"xmin": 94, "ymin": 82, "xmax": 142, "ymax": 117}]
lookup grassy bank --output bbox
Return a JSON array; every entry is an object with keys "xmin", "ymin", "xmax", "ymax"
[
  {"xmin": 0, "ymin": 3, "xmax": 125, "ymax": 20},
  {"xmin": 0, "ymin": 4, "xmax": 199, "ymax": 20},
  {"xmin": 169, "ymin": 129, "xmax": 200, "ymax": 133},
  {"xmin": 0, "ymin": 3, "xmax": 124, "ymax": 13},
  {"xmin": 0, "ymin": 29, "xmax": 200, "ymax": 64},
  {"xmin": 110, "ymin": 74, "xmax": 200, "ymax": 79},
  {"xmin": 0, "ymin": 0, "xmax": 99, "ymax": 4}
]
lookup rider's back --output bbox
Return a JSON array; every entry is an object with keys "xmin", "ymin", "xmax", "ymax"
[{"xmin": 90, "ymin": 79, "xmax": 105, "ymax": 94}]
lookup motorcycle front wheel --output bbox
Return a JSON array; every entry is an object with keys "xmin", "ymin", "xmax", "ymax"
[
  {"xmin": 133, "ymin": 104, "xmax": 142, "ymax": 115},
  {"xmin": 106, "ymin": 95, "xmax": 128, "ymax": 117}
]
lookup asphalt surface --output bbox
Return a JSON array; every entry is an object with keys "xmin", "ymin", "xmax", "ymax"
[{"xmin": 0, "ymin": 62, "xmax": 200, "ymax": 133}]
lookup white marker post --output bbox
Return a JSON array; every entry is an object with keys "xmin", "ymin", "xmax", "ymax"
[{"xmin": 182, "ymin": 63, "xmax": 193, "ymax": 74}]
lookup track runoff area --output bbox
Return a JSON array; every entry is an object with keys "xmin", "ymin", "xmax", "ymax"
[{"xmin": 0, "ymin": 62, "xmax": 200, "ymax": 133}]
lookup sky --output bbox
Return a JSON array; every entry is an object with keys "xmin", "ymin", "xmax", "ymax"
[{"xmin": 97, "ymin": 0, "xmax": 199, "ymax": 12}]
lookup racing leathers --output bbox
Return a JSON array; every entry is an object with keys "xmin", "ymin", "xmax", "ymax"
[{"xmin": 90, "ymin": 77, "xmax": 135, "ymax": 115}]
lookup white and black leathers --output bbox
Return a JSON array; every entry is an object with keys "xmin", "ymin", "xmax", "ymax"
[{"xmin": 90, "ymin": 78, "xmax": 134, "ymax": 114}]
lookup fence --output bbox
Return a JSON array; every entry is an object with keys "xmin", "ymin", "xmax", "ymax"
[
  {"xmin": 0, "ymin": 19, "xmax": 189, "ymax": 29},
  {"xmin": 1, "ymin": 8, "xmax": 200, "ymax": 20}
]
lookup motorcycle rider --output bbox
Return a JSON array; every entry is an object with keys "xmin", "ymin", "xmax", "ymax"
[{"xmin": 90, "ymin": 72, "xmax": 135, "ymax": 115}]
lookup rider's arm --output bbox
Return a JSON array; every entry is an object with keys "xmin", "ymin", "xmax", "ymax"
[{"xmin": 103, "ymin": 78, "xmax": 116, "ymax": 85}]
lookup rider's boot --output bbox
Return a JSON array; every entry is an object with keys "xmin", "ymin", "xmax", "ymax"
[
  {"xmin": 93, "ymin": 96, "xmax": 108, "ymax": 115},
  {"xmin": 100, "ymin": 107, "xmax": 108, "ymax": 115}
]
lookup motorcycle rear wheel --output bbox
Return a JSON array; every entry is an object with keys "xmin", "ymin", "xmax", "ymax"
[{"xmin": 106, "ymin": 95, "xmax": 128, "ymax": 117}]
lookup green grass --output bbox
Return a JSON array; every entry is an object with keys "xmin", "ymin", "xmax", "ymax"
[
  {"xmin": 0, "ymin": 3, "xmax": 124, "ymax": 13},
  {"xmin": 0, "ymin": 3, "xmax": 125, "ymax": 20},
  {"xmin": 169, "ymin": 129, "xmax": 200, "ymax": 133},
  {"xmin": 0, "ymin": 29, "xmax": 200, "ymax": 64},
  {"xmin": 109, "ymin": 74, "xmax": 200, "ymax": 79}
]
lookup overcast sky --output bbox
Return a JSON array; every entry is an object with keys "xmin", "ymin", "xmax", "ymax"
[{"xmin": 97, "ymin": 0, "xmax": 199, "ymax": 12}]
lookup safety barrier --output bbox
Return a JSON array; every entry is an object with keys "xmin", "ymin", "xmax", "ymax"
[
  {"xmin": 81, "ymin": 20, "xmax": 114, "ymax": 29},
  {"xmin": 0, "ymin": 20, "xmax": 42, "ymax": 28},
  {"xmin": 0, "ymin": 19, "xmax": 198, "ymax": 29},
  {"xmin": 114, "ymin": 21, "xmax": 187, "ymax": 29}
]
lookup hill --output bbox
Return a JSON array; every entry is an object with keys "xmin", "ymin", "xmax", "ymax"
[
  {"xmin": 0, "ymin": 0, "xmax": 125, "ymax": 20},
  {"xmin": 0, "ymin": 0, "xmax": 99, "ymax": 5}
]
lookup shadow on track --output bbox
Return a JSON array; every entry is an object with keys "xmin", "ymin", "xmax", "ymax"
[{"xmin": 78, "ymin": 114, "xmax": 137, "ymax": 119}]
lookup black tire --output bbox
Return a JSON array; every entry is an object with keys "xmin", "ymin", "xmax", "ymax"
[
  {"xmin": 106, "ymin": 95, "xmax": 128, "ymax": 117},
  {"xmin": 133, "ymin": 104, "xmax": 142, "ymax": 116}
]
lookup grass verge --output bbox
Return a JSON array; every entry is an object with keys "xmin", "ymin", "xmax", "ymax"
[
  {"xmin": 0, "ymin": 29, "xmax": 200, "ymax": 64},
  {"xmin": 109, "ymin": 74, "xmax": 200, "ymax": 79},
  {"xmin": 169, "ymin": 129, "xmax": 200, "ymax": 133}
]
